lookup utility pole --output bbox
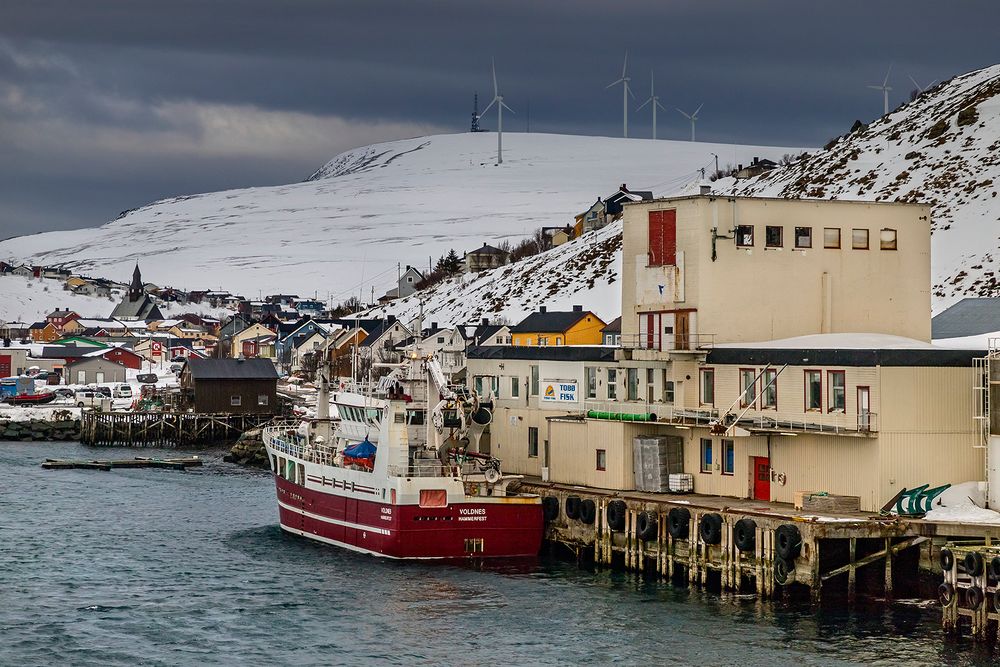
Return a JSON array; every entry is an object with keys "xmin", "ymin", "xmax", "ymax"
[{"xmin": 711, "ymin": 152, "xmax": 720, "ymax": 178}]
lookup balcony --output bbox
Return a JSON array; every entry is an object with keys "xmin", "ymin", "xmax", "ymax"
[{"xmin": 619, "ymin": 333, "xmax": 715, "ymax": 360}]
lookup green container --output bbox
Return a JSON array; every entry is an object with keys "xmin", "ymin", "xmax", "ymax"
[{"xmin": 586, "ymin": 410, "xmax": 656, "ymax": 422}]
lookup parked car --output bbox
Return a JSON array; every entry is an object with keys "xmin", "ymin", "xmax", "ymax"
[
  {"xmin": 136, "ymin": 373, "xmax": 158, "ymax": 384},
  {"xmin": 74, "ymin": 390, "xmax": 103, "ymax": 408},
  {"xmin": 169, "ymin": 363, "xmax": 183, "ymax": 374},
  {"xmin": 53, "ymin": 388, "xmax": 75, "ymax": 399},
  {"xmin": 114, "ymin": 384, "xmax": 133, "ymax": 399}
]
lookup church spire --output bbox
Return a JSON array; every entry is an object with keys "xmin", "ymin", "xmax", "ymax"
[{"xmin": 129, "ymin": 263, "xmax": 143, "ymax": 302}]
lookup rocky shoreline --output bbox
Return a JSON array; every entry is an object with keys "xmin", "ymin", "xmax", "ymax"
[
  {"xmin": 0, "ymin": 416, "xmax": 82, "ymax": 441},
  {"xmin": 224, "ymin": 428, "xmax": 269, "ymax": 468}
]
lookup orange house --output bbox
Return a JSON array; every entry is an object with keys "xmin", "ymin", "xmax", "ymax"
[
  {"xmin": 510, "ymin": 306, "xmax": 607, "ymax": 346},
  {"xmin": 30, "ymin": 321, "xmax": 60, "ymax": 342}
]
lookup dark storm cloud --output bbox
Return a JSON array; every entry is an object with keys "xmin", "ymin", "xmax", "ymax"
[{"xmin": 2, "ymin": 0, "xmax": 1000, "ymax": 239}]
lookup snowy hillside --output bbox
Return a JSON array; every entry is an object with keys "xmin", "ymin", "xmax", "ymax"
[
  {"xmin": 0, "ymin": 133, "xmax": 798, "ymax": 308},
  {"xmin": 363, "ymin": 220, "xmax": 623, "ymax": 325},
  {"xmin": 0, "ymin": 274, "xmax": 229, "ymax": 325},
  {"xmin": 724, "ymin": 64, "xmax": 1000, "ymax": 311}
]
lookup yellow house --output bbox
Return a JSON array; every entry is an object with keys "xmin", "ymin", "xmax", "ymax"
[{"xmin": 510, "ymin": 306, "xmax": 607, "ymax": 346}]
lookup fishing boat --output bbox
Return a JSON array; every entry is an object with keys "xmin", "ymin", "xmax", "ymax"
[
  {"xmin": 262, "ymin": 347, "xmax": 543, "ymax": 559},
  {"xmin": 3, "ymin": 392, "xmax": 56, "ymax": 406}
]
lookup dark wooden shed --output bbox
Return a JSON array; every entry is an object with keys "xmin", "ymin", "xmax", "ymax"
[{"xmin": 179, "ymin": 358, "xmax": 279, "ymax": 414}]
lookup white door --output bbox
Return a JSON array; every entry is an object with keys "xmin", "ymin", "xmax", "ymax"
[
  {"xmin": 858, "ymin": 386, "xmax": 871, "ymax": 430},
  {"xmin": 77, "ymin": 370, "xmax": 86, "ymax": 384},
  {"xmin": 96, "ymin": 371, "xmax": 105, "ymax": 384}
]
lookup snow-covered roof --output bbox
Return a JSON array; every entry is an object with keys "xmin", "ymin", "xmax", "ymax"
[{"xmin": 714, "ymin": 333, "xmax": 939, "ymax": 350}]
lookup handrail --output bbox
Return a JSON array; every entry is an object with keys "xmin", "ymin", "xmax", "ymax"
[{"xmin": 619, "ymin": 332, "xmax": 715, "ymax": 352}]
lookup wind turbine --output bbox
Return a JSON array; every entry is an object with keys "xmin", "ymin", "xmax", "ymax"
[
  {"xmin": 636, "ymin": 70, "xmax": 667, "ymax": 139},
  {"xmin": 606, "ymin": 51, "xmax": 634, "ymax": 137},
  {"xmin": 482, "ymin": 58, "xmax": 514, "ymax": 165},
  {"xmin": 868, "ymin": 64, "xmax": 893, "ymax": 115},
  {"xmin": 676, "ymin": 103, "xmax": 703, "ymax": 142},
  {"xmin": 908, "ymin": 74, "xmax": 937, "ymax": 94}
]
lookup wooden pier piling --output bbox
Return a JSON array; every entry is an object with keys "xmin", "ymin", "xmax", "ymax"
[{"xmin": 80, "ymin": 411, "xmax": 273, "ymax": 447}]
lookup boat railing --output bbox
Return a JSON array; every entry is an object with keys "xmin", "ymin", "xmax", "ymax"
[
  {"xmin": 387, "ymin": 460, "xmax": 480, "ymax": 479},
  {"xmin": 263, "ymin": 423, "xmax": 338, "ymax": 466}
]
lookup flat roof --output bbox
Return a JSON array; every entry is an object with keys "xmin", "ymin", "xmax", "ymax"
[
  {"xmin": 467, "ymin": 345, "xmax": 615, "ymax": 362},
  {"xmin": 622, "ymin": 194, "xmax": 928, "ymax": 208}
]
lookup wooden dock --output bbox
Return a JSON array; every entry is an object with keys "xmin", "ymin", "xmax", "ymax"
[
  {"xmin": 80, "ymin": 411, "xmax": 274, "ymax": 447},
  {"xmin": 42, "ymin": 456, "xmax": 204, "ymax": 471}
]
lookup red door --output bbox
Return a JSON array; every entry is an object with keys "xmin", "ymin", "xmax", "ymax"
[
  {"xmin": 752, "ymin": 457, "xmax": 770, "ymax": 501},
  {"xmin": 0, "ymin": 355, "xmax": 10, "ymax": 378}
]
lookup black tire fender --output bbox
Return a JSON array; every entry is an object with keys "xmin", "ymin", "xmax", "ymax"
[
  {"xmin": 993, "ymin": 588, "xmax": 1000, "ymax": 613},
  {"xmin": 967, "ymin": 585, "xmax": 985, "ymax": 610},
  {"xmin": 542, "ymin": 496, "xmax": 559, "ymax": 522},
  {"xmin": 965, "ymin": 551, "xmax": 985, "ymax": 577},
  {"xmin": 699, "ymin": 513, "xmax": 723, "ymax": 545},
  {"xmin": 990, "ymin": 556, "xmax": 1000, "ymax": 581},
  {"xmin": 636, "ymin": 511, "xmax": 658, "ymax": 542},
  {"xmin": 733, "ymin": 518, "xmax": 757, "ymax": 552},
  {"xmin": 938, "ymin": 582, "xmax": 956, "ymax": 607},
  {"xmin": 606, "ymin": 500, "xmax": 627, "ymax": 532},
  {"xmin": 565, "ymin": 496, "xmax": 581, "ymax": 521},
  {"xmin": 579, "ymin": 499, "xmax": 596, "ymax": 525},
  {"xmin": 773, "ymin": 556, "xmax": 792, "ymax": 585},
  {"xmin": 939, "ymin": 548, "xmax": 954, "ymax": 572},
  {"xmin": 775, "ymin": 524, "xmax": 802, "ymax": 560},
  {"xmin": 667, "ymin": 507, "xmax": 690, "ymax": 539}
]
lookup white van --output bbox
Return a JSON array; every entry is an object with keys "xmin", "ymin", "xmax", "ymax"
[
  {"xmin": 114, "ymin": 384, "xmax": 133, "ymax": 399},
  {"xmin": 74, "ymin": 390, "xmax": 103, "ymax": 408}
]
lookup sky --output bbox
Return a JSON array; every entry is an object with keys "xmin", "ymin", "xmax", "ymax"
[{"xmin": 2, "ymin": 0, "xmax": 999, "ymax": 240}]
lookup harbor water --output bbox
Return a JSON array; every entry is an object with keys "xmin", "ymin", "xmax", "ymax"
[{"xmin": 1, "ymin": 441, "xmax": 996, "ymax": 666}]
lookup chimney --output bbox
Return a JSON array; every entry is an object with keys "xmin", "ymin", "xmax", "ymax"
[
  {"xmin": 700, "ymin": 184, "xmax": 712, "ymax": 196},
  {"xmin": 573, "ymin": 305, "xmax": 583, "ymax": 312},
  {"xmin": 752, "ymin": 156, "xmax": 759, "ymax": 165},
  {"xmin": 431, "ymin": 322, "xmax": 438, "ymax": 329},
  {"xmin": 481, "ymin": 317, "xmax": 489, "ymax": 326},
  {"xmin": 539, "ymin": 306, "xmax": 547, "ymax": 313}
]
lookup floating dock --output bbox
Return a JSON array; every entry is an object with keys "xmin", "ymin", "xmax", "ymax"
[{"xmin": 42, "ymin": 456, "xmax": 204, "ymax": 471}]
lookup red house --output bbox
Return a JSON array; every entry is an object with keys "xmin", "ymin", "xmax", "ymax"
[{"xmin": 46, "ymin": 309, "xmax": 80, "ymax": 332}]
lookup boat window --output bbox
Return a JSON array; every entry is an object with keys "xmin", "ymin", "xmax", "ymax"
[
  {"xmin": 419, "ymin": 489, "xmax": 448, "ymax": 508},
  {"xmin": 407, "ymin": 410, "xmax": 425, "ymax": 425}
]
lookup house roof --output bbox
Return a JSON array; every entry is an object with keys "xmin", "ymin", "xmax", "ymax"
[
  {"xmin": 183, "ymin": 358, "xmax": 279, "ymax": 380},
  {"xmin": 601, "ymin": 316, "xmax": 622, "ymax": 334},
  {"xmin": 466, "ymin": 243, "xmax": 508, "ymax": 256},
  {"xmin": 510, "ymin": 310, "xmax": 596, "ymax": 334},
  {"xmin": 931, "ymin": 298, "xmax": 1000, "ymax": 339},
  {"xmin": 111, "ymin": 293, "xmax": 163, "ymax": 320},
  {"xmin": 468, "ymin": 345, "xmax": 615, "ymax": 362}
]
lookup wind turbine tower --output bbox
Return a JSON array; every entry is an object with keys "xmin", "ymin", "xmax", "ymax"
[
  {"xmin": 483, "ymin": 59, "xmax": 514, "ymax": 164},
  {"xmin": 636, "ymin": 70, "xmax": 666, "ymax": 139},
  {"xmin": 676, "ymin": 104, "xmax": 703, "ymax": 142},
  {"xmin": 868, "ymin": 64, "xmax": 893, "ymax": 115},
  {"xmin": 606, "ymin": 51, "xmax": 634, "ymax": 137}
]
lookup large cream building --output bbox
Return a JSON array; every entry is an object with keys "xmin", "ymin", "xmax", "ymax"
[{"xmin": 466, "ymin": 195, "xmax": 983, "ymax": 513}]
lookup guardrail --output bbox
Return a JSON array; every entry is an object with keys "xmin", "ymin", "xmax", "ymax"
[{"xmin": 620, "ymin": 333, "xmax": 715, "ymax": 352}]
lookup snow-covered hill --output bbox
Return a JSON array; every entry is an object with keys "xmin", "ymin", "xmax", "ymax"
[
  {"xmin": 724, "ymin": 64, "xmax": 1000, "ymax": 311},
  {"xmin": 0, "ymin": 133, "xmax": 798, "ymax": 311}
]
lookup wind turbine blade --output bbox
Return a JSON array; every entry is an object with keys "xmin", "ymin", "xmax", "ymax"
[
  {"xmin": 501, "ymin": 101, "xmax": 515, "ymax": 114},
  {"xmin": 627, "ymin": 81, "xmax": 636, "ymax": 100},
  {"xmin": 656, "ymin": 101, "xmax": 667, "ymax": 111},
  {"xmin": 491, "ymin": 59, "xmax": 498, "ymax": 97},
  {"xmin": 908, "ymin": 75, "xmax": 922, "ymax": 91},
  {"xmin": 676, "ymin": 108, "xmax": 691, "ymax": 119},
  {"xmin": 867, "ymin": 85, "xmax": 883, "ymax": 90},
  {"xmin": 606, "ymin": 78, "xmax": 624, "ymax": 89},
  {"xmin": 883, "ymin": 63, "xmax": 893, "ymax": 87},
  {"xmin": 884, "ymin": 86, "xmax": 892, "ymax": 92},
  {"xmin": 482, "ymin": 98, "xmax": 497, "ymax": 114},
  {"xmin": 622, "ymin": 50, "xmax": 628, "ymax": 78},
  {"xmin": 636, "ymin": 97, "xmax": 652, "ymax": 111},
  {"xmin": 693, "ymin": 102, "xmax": 704, "ymax": 116}
]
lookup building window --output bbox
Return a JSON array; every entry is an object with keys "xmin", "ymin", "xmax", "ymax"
[
  {"xmin": 528, "ymin": 427, "xmax": 539, "ymax": 458},
  {"xmin": 740, "ymin": 368, "xmax": 757, "ymax": 408},
  {"xmin": 828, "ymin": 370, "xmax": 846, "ymax": 412},
  {"xmin": 805, "ymin": 370, "xmax": 822, "ymax": 411},
  {"xmin": 852, "ymin": 228, "xmax": 869, "ymax": 249},
  {"xmin": 722, "ymin": 439, "xmax": 735, "ymax": 475},
  {"xmin": 627, "ymin": 368, "xmax": 639, "ymax": 401},
  {"xmin": 663, "ymin": 373, "xmax": 674, "ymax": 404},
  {"xmin": 530, "ymin": 365, "xmax": 539, "ymax": 395},
  {"xmin": 258, "ymin": 395, "xmax": 268, "ymax": 406},
  {"xmin": 794, "ymin": 227, "xmax": 812, "ymax": 249},
  {"xmin": 437, "ymin": 337, "xmax": 445, "ymax": 343},
  {"xmin": 765, "ymin": 225, "xmax": 783, "ymax": 248},
  {"xmin": 474, "ymin": 376, "xmax": 484, "ymax": 395},
  {"xmin": 700, "ymin": 368, "xmax": 715, "ymax": 405},
  {"xmin": 596, "ymin": 449, "xmax": 607, "ymax": 471},
  {"xmin": 824, "ymin": 228, "xmax": 841, "ymax": 249},
  {"xmin": 538, "ymin": 336, "xmax": 548, "ymax": 346},
  {"xmin": 761, "ymin": 368, "xmax": 777, "ymax": 409},
  {"xmin": 607, "ymin": 368, "xmax": 617, "ymax": 400},
  {"xmin": 585, "ymin": 367, "xmax": 597, "ymax": 399},
  {"xmin": 880, "ymin": 228, "xmax": 898, "ymax": 250},
  {"xmin": 700, "ymin": 438, "xmax": 713, "ymax": 473},
  {"xmin": 510, "ymin": 376, "xmax": 519, "ymax": 398},
  {"xmin": 230, "ymin": 395, "xmax": 242, "ymax": 407},
  {"xmin": 736, "ymin": 225, "xmax": 754, "ymax": 247},
  {"xmin": 555, "ymin": 337, "xmax": 562, "ymax": 345}
]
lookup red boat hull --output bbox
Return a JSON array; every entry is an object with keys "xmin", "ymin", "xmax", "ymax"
[{"xmin": 273, "ymin": 475, "xmax": 543, "ymax": 559}]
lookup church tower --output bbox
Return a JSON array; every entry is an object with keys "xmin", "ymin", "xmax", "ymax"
[{"xmin": 129, "ymin": 264, "xmax": 143, "ymax": 302}]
